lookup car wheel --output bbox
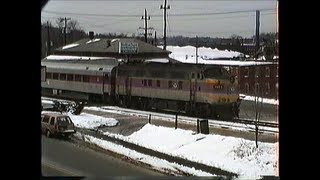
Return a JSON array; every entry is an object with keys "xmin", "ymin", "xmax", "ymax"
[{"xmin": 46, "ymin": 130, "xmax": 51, "ymax": 138}]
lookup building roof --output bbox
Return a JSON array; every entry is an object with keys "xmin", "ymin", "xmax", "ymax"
[{"xmin": 54, "ymin": 38, "xmax": 171, "ymax": 55}]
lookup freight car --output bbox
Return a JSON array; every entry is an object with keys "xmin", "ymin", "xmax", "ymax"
[{"xmin": 41, "ymin": 58, "xmax": 240, "ymax": 120}]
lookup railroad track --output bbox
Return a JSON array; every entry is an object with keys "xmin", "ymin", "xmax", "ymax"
[
  {"xmin": 87, "ymin": 106, "xmax": 278, "ymax": 133},
  {"xmin": 42, "ymin": 97, "xmax": 278, "ymax": 133},
  {"xmin": 231, "ymin": 118, "xmax": 278, "ymax": 128}
]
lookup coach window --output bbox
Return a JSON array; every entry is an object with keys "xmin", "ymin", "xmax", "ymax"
[
  {"xmin": 75, "ymin": 75, "xmax": 82, "ymax": 82},
  {"xmin": 67, "ymin": 74, "xmax": 73, "ymax": 81},
  {"xmin": 265, "ymin": 67, "xmax": 270, "ymax": 77},
  {"xmin": 191, "ymin": 73, "xmax": 195, "ymax": 79},
  {"xmin": 197, "ymin": 73, "xmax": 200, "ymax": 79},
  {"xmin": 148, "ymin": 79, "xmax": 152, "ymax": 87},
  {"xmin": 178, "ymin": 81, "xmax": 183, "ymax": 90},
  {"xmin": 60, "ymin": 73, "xmax": 66, "ymax": 80},
  {"xmin": 46, "ymin": 72, "xmax": 52, "ymax": 79},
  {"xmin": 96, "ymin": 76, "xmax": 100, "ymax": 83},
  {"xmin": 52, "ymin": 73, "xmax": 59, "ymax": 80},
  {"xmin": 157, "ymin": 80, "xmax": 160, "ymax": 87},
  {"xmin": 276, "ymin": 66, "xmax": 279, "ymax": 77},
  {"xmin": 105, "ymin": 74, "xmax": 109, "ymax": 81},
  {"xmin": 143, "ymin": 79, "xmax": 147, "ymax": 86},
  {"xmin": 244, "ymin": 67, "xmax": 249, "ymax": 78},
  {"xmin": 83, "ymin": 75, "xmax": 89, "ymax": 82}
]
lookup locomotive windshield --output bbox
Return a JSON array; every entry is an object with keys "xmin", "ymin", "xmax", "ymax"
[{"xmin": 203, "ymin": 67, "xmax": 229, "ymax": 79}]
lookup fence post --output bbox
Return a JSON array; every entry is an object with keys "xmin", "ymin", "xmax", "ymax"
[
  {"xmin": 148, "ymin": 114, "xmax": 151, "ymax": 124},
  {"xmin": 197, "ymin": 119, "xmax": 199, "ymax": 133},
  {"xmin": 175, "ymin": 114, "xmax": 178, "ymax": 129}
]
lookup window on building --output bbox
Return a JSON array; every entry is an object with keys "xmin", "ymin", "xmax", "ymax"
[
  {"xmin": 156, "ymin": 80, "xmax": 160, "ymax": 87},
  {"xmin": 245, "ymin": 83, "xmax": 250, "ymax": 94},
  {"xmin": 255, "ymin": 83, "xmax": 260, "ymax": 95},
  {"xmin": 46, "ymin": 73, "xmax": 52, "ymax": 79},
  {"xmin": 178, "ymin": 81, "xmax": 183, "ymax": 90},
  {"xmin": 265, "ymin": 67, "xmax": 270, "ymax": 77},
  {"xmin": 255, "ymin": 67, "xmax": 260, "ymax": 78},
  {"xmin": 148, "ymin": 79, "xmax": 152, "ymax": 87},
  {"xmin": 60, "ymin": 73, "xmax": 66, "ymax": 80},
  {"xmin": 265, "ymin": 82, "xmax": 270, "ymax": 95},
  {"xmin": 52, "ymin": 73, "xmax": 59, "ymax": 80},
  {"xmin": 67, "ymin": 74, "xmax": 74, "ymax": 81},
  {"xmin": 191, "ymin": 73, "xmax": 195, "ymax": 79},
  {"xmin": 75, "ymin": 75, "xmax": 82, "ymax": 82},
  {"xmin": 244, "ymin": 67, "xmax": 249, "ymax": 78}
]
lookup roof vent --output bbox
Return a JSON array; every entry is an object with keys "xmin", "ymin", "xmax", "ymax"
[{"xmin": 89, "ymin": 31, "xmax": 94, "ymax": 40}]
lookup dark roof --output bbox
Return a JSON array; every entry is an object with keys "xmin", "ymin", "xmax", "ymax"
[{"xmin": 54, "ymin": 38, "xmax": 171, "ymax": 55}]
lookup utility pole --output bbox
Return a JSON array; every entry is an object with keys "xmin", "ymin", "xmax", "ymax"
[
  {"xmin": 46, "ymin": 21, "xmax": 51, "ymax": 56},
  {"xmin": 141, "ymin": 9, "xmax": 150, "ymax": 43},
  {"xmin": 160, "ymin": 0, "xmax": 170, "ymax": 50},
  {"xmin": 255, "ymin": 10, "xmax": 260, "ymax": 60},
  {"xmin": 196, "ymin": 36, "xmax": 198, "ymax": 64},
  {"xmin": 154, "ymin": 31, "xmax": 157, "ymax": 46},
  {"xmin": 62, "ymin": 17, "xmax": 71, "ymax": 45}
]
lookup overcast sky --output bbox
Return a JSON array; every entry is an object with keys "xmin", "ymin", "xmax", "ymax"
[{"xmin": 41, "ymin": 0, "xmax": 277, "ymax": 38}]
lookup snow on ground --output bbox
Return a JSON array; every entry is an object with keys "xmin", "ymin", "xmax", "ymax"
[
  {"xmin": 74, "ymin": 133, "xmax": 214, "ymax": 176},
  {"xmin": 103, "ymin": 124, "xmax": 278, "ymax": 178},
  {"xmin": 68, "ymin": 113, "xmax": 118, "ymax": 129},
  {"xmin": 240, "ymin": 94, "xmax": 278, "ymax": 105},
  {"xmin": 41, "ymin": 110, "xmax": 118, "ymax": 129}
]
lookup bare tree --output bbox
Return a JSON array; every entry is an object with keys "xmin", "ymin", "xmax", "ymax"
[
  {"xmin": 67, "ymin": 19, "xmax": 82, "ymax": 42},
  {"xmin": 253, "ymin": 80, "xmax": 264, "ymax": 148}
]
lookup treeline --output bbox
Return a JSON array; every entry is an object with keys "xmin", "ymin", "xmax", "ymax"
[{"xmin": 41, "ymin": 18, "xmax": 87, "ymax": 59}]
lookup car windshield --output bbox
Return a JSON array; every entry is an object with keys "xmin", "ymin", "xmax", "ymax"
[{"xmin": 57, "ymin": 116, "xmax": 72, "ymax": 125}]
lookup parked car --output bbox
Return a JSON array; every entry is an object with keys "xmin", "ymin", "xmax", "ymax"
[{"xmin": 41, "ymin": 112, "xmax": 76, "ymax": 138}]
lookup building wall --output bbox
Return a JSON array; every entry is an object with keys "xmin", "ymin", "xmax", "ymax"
[{"xmin": 230, "ymin": 64, "xmax": 278, "ymax": 99}]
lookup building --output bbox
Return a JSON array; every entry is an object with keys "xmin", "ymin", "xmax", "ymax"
[
  {"xmin": 52, "ymin": 34, "xmax": 171, "ymax": 62},
  {"xmin": 200, "ymin": 60, "xmax": 278, "ymax": 99}
]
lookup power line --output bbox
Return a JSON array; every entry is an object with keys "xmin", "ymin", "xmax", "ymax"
[
  {"xmin": 50, "ymin": 0, "xmax": 266, "ymax": 1},
  {"xmin": 42, "ymin": 8, "xmax": 274, "ymax": 18}
]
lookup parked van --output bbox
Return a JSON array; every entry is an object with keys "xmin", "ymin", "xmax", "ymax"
[{"xmin": 41, "ymin": 112, "xmax": 76, "ymax": 138}]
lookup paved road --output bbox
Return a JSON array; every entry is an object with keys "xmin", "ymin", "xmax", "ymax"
[{"xmin": 41, "ymin": 135, "xmax": 165, "ymax": 177}]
